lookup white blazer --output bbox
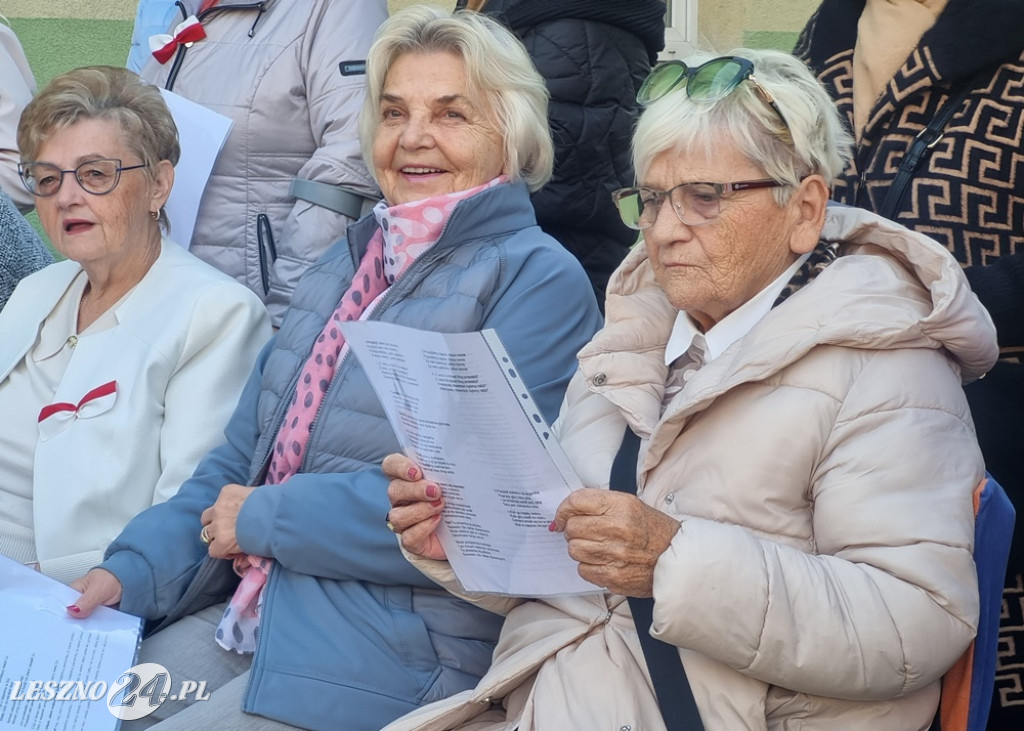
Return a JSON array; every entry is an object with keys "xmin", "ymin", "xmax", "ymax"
[{"xmin": 0, "ymin": 238, "xmax": 272, "ymax": 582}]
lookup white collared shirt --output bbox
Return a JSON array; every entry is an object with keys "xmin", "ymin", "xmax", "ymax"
[{"xmin": 664, "ymin": 253, "xmax": 811, "ymax": 368}]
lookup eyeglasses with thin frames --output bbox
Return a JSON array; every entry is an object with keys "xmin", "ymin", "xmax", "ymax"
[
  {"xmin": 637, "ymin": 56, "xmax": 790, "ymax": 132},
  {"xmin": 611, "ymin": 179, "xmax": 788, "ymax": 230},
  {"xmin": 18, "ymin": 159, "xmax": 148, "ymax": 197}
]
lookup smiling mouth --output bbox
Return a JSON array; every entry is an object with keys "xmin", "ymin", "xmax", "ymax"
[{"xmin": 401, "ymin": 167, "xmax": 445, "ymax": 175}]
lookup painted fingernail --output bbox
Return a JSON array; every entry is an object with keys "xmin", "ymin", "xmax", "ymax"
[
  {"xmin": 430, "ymin": 499, "xmax": 443, "ymax": 508},
  {"xmin": 426, "ymin": 484, "xmax": 439, "ymax": 499},
  {"xmin": 408, "ymin": 467, "xmax": 418, "ymax": 480},
  {"xmin": 548, "ymin": 520, "xmax": 557, "ymax": 532},
  {"xmin": 67, "ymin": 605, "xmax": 80, "ymax": 614}
]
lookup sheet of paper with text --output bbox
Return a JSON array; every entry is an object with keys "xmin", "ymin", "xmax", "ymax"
[
  {"xmin": 0, "ymin": 555, "xmax": 141, "ymax": 731},
  {"xmin": 341, "ymin": 321, "xmax": 599, "ymax": 597}
]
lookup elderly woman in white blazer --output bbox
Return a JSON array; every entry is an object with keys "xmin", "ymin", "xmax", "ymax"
[
  {"xmin": 0, "ymin": 66, "xmax": 271, "ymax": 583},
  {"xmin": 383, "ymin": 49, "xmax": 997, "ymax": 730}
]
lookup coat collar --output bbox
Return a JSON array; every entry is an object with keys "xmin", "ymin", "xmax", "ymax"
[
  {"xmin": 179, "ymin": 0, "xmax": 270, "ymax": 17},
  {"xmin": 345, "ymin": 181, "xmax": 538, "ymax": 267},
  {"xmin": 579, "ymin": 204, "xmax": 997, "ymax": 441},
  {"xmin": 0, "ymin": 238, "xmax": 186, "ymax": 380}
]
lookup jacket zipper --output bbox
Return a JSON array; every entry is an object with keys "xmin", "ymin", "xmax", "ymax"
[
  {"xmin": 294, "ymin": 243, "xmax": 455, "ymax": 477},
  {"xmin": 164, "ymin": 1, "xmax": 268, "ymax": 91},
  {"xmin": 241, "ymin": 548, "xmax": 275, "ymax": 709},
  {"xmin": 256, "ymin": 213, "xmax": 276, "ymax": 296}
]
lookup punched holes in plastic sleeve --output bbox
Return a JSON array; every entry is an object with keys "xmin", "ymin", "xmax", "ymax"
[{"xmin": 502, "ymin": 355, "xmax": 550, "ymax": 440}]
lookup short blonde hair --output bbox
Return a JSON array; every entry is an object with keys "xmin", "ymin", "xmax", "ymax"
[
  {"xmin": 359, "ymin": 6, "xmax": 553, "ymax": 192},
  {"xmin": 18, "ymin": 66, "xmax": 179, "ymax": 227},
  {"xmin": 633, "ymin": 48, "xmax": 853, "ymax": 205}
]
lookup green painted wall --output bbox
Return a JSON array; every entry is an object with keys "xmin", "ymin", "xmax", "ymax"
[
  {"xmin": 743, "ymin": 30, "xmax": 801, "ymax": 53},
  {"xmin": 8, "ymin": 17, "xmax": 133, "ymax": 89}
]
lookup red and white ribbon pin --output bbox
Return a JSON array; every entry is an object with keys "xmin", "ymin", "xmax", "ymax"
[{"xmin": 149, "ymin": 16, "xmax": 207, "ymax": 64}]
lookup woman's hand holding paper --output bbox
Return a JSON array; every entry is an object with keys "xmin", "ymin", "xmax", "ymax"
[{"xmin": 383, "ymin": 453, "xmax": 448, "ymax": 561}]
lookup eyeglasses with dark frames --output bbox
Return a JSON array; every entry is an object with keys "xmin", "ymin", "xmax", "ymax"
[
  {"xmin": 611, "ymin": 179, "xmax": 788, "ymax": 230},
  {"xmin": 18, "ymin": 159, "xmax": 149, "ymax": 197}
]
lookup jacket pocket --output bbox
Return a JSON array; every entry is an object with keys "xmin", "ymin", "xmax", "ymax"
[{"xmin": 256, "ymin": 213, "xmax": 277, "ymax": 295}]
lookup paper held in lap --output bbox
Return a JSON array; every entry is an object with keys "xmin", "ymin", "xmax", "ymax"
[
  {"xmin": 0, "ymin": 555, "xmax": 141, "ymax": 731},
  {"xmin": 341, "ymin": 321, "xmax": 599, "ymax": 597}
]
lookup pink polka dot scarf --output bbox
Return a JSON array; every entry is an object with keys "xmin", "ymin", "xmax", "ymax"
[{"xmin": 215, "ymin": 175, "xmax": 508, "ymax": 653}]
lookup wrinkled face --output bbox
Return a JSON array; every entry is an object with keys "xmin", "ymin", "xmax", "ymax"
[
  {"xmin": 642, "ymin": 142, "xmax": 804, "ymax": 331},
  {"xmin": 372, "ymin": 51, "xmax": 506, "ymax": 206},
  {"xmin": 31, "ymin": 117, "xmax": 168, "ymax": 269}
]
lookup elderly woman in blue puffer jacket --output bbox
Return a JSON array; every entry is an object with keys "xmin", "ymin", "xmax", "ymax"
[{"xmin": 67, "ymin": 8, "xmax": 602, "ymax": 731}]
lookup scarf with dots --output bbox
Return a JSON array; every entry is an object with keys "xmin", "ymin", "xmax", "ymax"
[{"xmin": 215, "ymin": 176, "xmax": 508, "ymax": 653}]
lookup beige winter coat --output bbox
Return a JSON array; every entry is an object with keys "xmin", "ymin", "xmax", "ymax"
[{"xmin": 385, "ymin": 205, "xmax": 999, "ymax": 731}]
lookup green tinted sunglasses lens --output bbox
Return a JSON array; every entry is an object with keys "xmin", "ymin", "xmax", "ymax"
[
  {"xmin": 688, "ymin": 59, "xmax": 746, "ymax": 101},
  {"xmin": 614, "ymin": 191, "xmax": 643, "ymax": 229},
  {"xmin": 638, "ymin": 63, "xmax": 687, "ymax": 104}
]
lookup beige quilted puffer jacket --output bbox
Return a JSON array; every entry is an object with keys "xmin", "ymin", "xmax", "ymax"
[
  {"xmin": 139, "ymin": 0, "xmax": 387, "ymax": 324},
  {"xmin": 386, "ymin": 205, "xmax": 999, "ymax": 731}
]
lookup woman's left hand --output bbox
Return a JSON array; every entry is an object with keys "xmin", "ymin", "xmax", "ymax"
[
  {"xmin": 552, "ymin": 488, "xmax": 680, "ymax": 598},
  {"xmin": 200, "ymin": 483, "xmax": 255, "ymax": 559}
]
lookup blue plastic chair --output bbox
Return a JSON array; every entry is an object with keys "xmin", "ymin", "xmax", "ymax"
[{"xmin": 934, "ymin": 474, "xmax": 1015, "ymax": 730}]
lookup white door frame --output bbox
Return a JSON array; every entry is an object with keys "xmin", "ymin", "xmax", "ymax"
[{"xmin": 662, "ymin": 0, "xmax": 698, "ymax": 59}]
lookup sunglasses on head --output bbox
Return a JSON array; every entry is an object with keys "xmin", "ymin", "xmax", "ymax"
[{"xmin": 637, "ymin": 56, "xmax": 790, "ymax": 132}]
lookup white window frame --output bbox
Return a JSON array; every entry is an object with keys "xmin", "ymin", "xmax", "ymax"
[{"xmin": 662, "ymin": 0, "xmax": 698, "ymax": 59}]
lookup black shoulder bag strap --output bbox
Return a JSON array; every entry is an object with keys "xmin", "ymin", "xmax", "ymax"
[
  {"xmin": 609, "ymin": 425, "xmax": 704, "ymax": 730},
  {"xmin": 878, "ymin": 69, "xmax": 989, "ymax": 220}
]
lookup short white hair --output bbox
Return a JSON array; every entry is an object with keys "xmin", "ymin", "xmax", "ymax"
[
  {"xmin": 359, "ymin": 6, "xmax": 554, "ymax": 192},
  {"xmin": 633, "ymin": 48, "xmax": 853, "ymax": 204}
]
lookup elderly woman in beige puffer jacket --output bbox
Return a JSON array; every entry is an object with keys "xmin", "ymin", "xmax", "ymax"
[{"xmin": 382, "ymin": 48, "xmax": 998, "ymax": 731}]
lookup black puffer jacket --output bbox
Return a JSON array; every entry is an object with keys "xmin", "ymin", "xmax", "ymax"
[{"xmin": 459, "ymin": 0, "xmax": 665, "ymax": 308}]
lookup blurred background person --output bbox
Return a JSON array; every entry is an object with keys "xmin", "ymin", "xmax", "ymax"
[
  {"xmin": 457, "ymin": 0, "xmax": 666, "ymax": 309},
  {"xmin": 0, "ymin": 66, "xmax": 271, "ymax": 583},
  {"xmin": 796, "ymin": 2, "xmax": 1024, "ymax": 723},
  {"xmin": 1, "ymin": 18, "xmax": 36, "ymax": 213},
  {"xmin": 68, "ymin": 9, "xmax": 601, "ymax": 730},
  {"xmin": 137, "ymin": 0, "xmax": 389, "ymax": 325},
  {"xmin": 0, "ymin": 190, "xmax": 52, "ymax": 311},
  {"xmin": 384, "ymin": 47, "xmax": 995, "ymax": 731}
]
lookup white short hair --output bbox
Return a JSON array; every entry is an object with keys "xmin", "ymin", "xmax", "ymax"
[
  {"xmin": 359, "ymin": 6, "xmax": 554, "ymax": 192},
  {"xmin": 633, "ymin": 48, "xmax": 853, "ymax": 204}
]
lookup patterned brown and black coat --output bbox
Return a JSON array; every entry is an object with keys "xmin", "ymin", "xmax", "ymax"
[{"xmin": 797, "ymin": 1, "xmax": 1024, "ymax": 725}]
